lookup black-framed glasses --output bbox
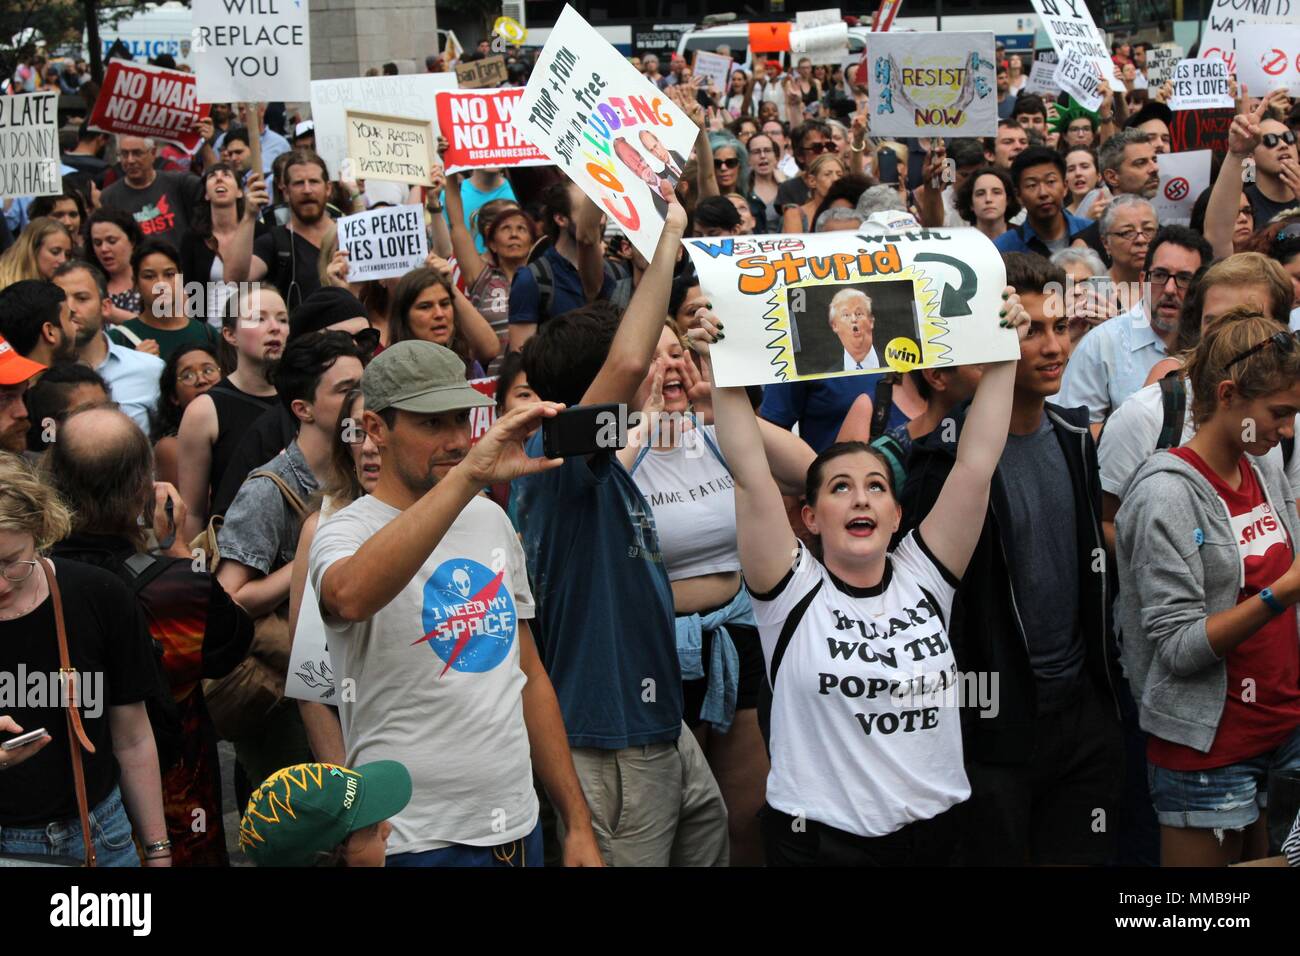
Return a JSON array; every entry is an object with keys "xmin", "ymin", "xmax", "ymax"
[
  {"xmin": 714, "ymin": 157, "xmax": 739, "ymax": 169},
  {"xmin": 1224, "ymin": 330, "xmax": 1300, "ymax": 370},
  {"xmin": 1146, "ymin": 269, "xmax": 1196, "ymax": 290},
  {"xmin": 177, "ymin": 363, "xmax": 221, "ymax": 386},
  {"xmin": 1263, "ymin": 131, "xmax": 1297, "ymax": 149},
  {"xmin": 1108, "ymin": 226, "xmax": 1157, "ymax": 242},
  {"xmin": 352, "ymin": 328, "xmax": 382, "ymax": 358},
  {"xmin": 0, "ymin": 559, "xmax": 38, "ymax": 583},
  {"xmin": 748, "ymin": 146, "xmax": 775, "ymax": 156}
]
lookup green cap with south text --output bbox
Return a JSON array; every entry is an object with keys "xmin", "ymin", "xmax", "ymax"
[
  {"xmin": 239, "ymin": 761, "xmax": 412, "ymax": 866},
  {"xmin": 362, "ymin": 340, "xmax": 493, "ymax": 415}
]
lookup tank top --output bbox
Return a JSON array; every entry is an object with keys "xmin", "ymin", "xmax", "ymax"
[
  {"xmin": 207, "ymin": 378, "xmax": 276, "ymax": 499},
  {"xmin": 629, "ymin": 424, "xmax": 741, "ymax": 582}
]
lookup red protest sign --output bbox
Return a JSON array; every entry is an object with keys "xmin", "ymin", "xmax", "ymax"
[
  {"xmin": 468, "ymin": 377, "xmax": 498, "ymax": 445},
  {"xmin": 88, "ymin": 60, "xmax": 209, "ymax": 151},
  {"xmin": 436, "ymin": 88, "xmax": 549, "ymax": 175},
  {"xmin": 1170, "ymin": 107, "xmax": 1233, "ymax": 159}
]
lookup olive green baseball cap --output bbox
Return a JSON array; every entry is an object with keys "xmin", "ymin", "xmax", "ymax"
[{"xmin": 362, "ymin": 340, "xmax": 493, "ymax": 415}]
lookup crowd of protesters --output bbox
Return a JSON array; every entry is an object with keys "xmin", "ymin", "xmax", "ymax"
[{"xmin": 0, "ymin": 30, "xmax": 1299, "ymax": 871}]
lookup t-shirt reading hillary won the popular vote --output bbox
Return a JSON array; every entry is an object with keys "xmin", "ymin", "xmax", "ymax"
[
  {"xmin": 750, "ymin": 531, "xmax": 968, "ymax": 838},
  {"xmin": 309, "ymin": 494, "xmax": 538, "ymax": 855},
  {"xmin": 1149, "ymin": 449, "xmax": 1300, "ymax": 770}
]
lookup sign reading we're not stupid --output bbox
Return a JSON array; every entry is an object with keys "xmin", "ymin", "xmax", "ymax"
[{"xmin": 193, "ymin": 0, "xmax": 312, "ymax": 102}]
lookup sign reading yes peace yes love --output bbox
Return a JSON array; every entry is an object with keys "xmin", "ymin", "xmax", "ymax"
[
  {"xmin": 512, "ymin": 4, "xmax": 697, "ymax": 261},
  {"xmin": 685, "ymin": 227, "xmax": 1019, "ymax": 388}
]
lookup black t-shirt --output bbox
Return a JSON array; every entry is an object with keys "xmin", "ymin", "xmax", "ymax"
[
  {"xmin": 0, "ymin": 559, "xmax": 158, "ymax": 826},
  {"xmin": 209, "ymin": 402, "xmax": 298, "ymax": 520},
  {"xmin": 252, "ymin": 227, "xmax": 323, "ymax": 312},
  {"xmin": 208, "ymin": 378, "xmax": 278, "ymax": 500},
  {"xmin": 1245, "ymin": 183, "xmax": 1300, "ymax": 232}
]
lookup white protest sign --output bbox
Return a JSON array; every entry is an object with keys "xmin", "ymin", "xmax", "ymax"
[
  {"xmin": 1235, "ymin": 26, "xmax": 1300, "ymax": 96},
  {"xmin": 796, "ymin": 8, "xmax": 843, "ymax": 28},
  {"xmin": 1024, "ymin": 53, "xmax": 1059, "ymax": 96},
  {"xmin": 1029, "ymin": 0, "xmax": 1123, "ymax": 86},
  {"xmin": 337, "ymin": 205, "xmax": 428, "ymax": 281},
  {"xmin": 683, "ymin": 228, "xmax": 1018, "ymax": 388},
  {"xmin": 1154, "ymin": 149, "xmax": 1211, "ymax": 226},
  {"xmin": 0, "ymin": 92, "xmax": 59, "ymax": 199},
  {"xmin": 1145, "ymin": 44, "xmax": 1183, "ymax": 85},
  {"xmin": 1054, "ymin": 48, "xmax": 1104, "ymax": 112},
  {"xmin": 345, "ymin": 110, "xmax": 436, "ymax": 186},
  {"xmin": 311, "ymin": 72, "xmax": 458, "ymax": 181},
  {"xmin": 867, "ymin": 32, "xmax": 998, "ymax": 138},
  {"xmin": 192, "ymin": 0, "xmax": 312, "ymax": 103},
  {"xmin": 285, "ymin": 578, "xmax": 336, "ymax": 704},
  {"xmin": 1198, "ymin": 0, "xmax": 1291, "ymax": 76},
  {"xmin": 789, "ymin": 21, "xmax": 850, "ymax": 64},
  {"xmin": 693, "ymin": 51, "xmax": 733, "ymax": 96},
  {"xmin": 1169, "ymin": 59, "xmax": 1233, "ymax": 111},
  {"xmin": 512, "ymin": 4, "xmax": 697, "ymax": 261}
]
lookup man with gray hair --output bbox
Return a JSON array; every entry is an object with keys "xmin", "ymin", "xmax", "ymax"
[
  {"xmin": 855, "ymin": 183, "xmax": 910, "ymax": 220},
  {"xmin": 99, "ymin": 135, "xmax": 202, "ymax": 247},
  {"xmin": 1099, "ymin": 127, "xmax": 1160, "ymax": 200},
  {"xmin": 829, "ymin": 287, "xmax": 878, "ymax": 370},
  {"xmin": 815, "ymin": 206, "xmax": 863, "ymax": 232}
]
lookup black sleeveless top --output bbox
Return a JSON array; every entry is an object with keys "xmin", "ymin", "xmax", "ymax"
[{"xmin": 207, "ymin": 378, "xmax": 276, "ymax": 500}]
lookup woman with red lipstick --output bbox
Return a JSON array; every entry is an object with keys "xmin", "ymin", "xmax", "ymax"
[{"xmin": 694, "ymin": 288, "xmax": 1028, "ymax": 867}]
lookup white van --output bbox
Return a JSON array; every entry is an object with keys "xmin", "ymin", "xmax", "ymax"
[
  {"xmin": 676, "ymin": 22, "xmax": 872, "ymax": 73},
  {"xmin": 87, "ymin": 2, "xmax": 195, "ymax": 66}
]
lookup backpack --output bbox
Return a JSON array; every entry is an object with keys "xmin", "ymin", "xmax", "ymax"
[
  {"xmin": 526, "ymin": 254, "xmax": 555, "ymax": 323},
  {"xmin": 1155, "ymin": 371, "xmax": 1294, "ymax": 464},
  {"xmin": 270, "ymin": 226, "xmax": 304, "ymax": 313}
]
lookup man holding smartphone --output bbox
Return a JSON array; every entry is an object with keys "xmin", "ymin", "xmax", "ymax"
[{"xmin": 311, "ymin": 341, "xmax": 602, "ymax": 867}]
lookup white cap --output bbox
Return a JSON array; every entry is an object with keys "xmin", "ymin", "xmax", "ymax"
[
  {"xmin": 858, "ymin": 210, "xmax": 922, "ymax": 235},
  {"xmin": 294, "ymin": 120, "xmax": 314, "ymax": 138},
  {"xmin": 362, "ymin": 180, "xmax": 409, "ymax": 207}
]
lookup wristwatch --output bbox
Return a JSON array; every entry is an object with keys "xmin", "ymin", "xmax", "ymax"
[{"xmin": 1260, "ymin": 587, "xmax": 1286, "ymax": 615}]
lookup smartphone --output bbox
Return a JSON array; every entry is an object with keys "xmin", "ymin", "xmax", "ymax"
[
  {"xmin": 876, "ymin": 147, "xmax": 899, "ymax": 186},
  {"xmin": 541, "ymin": 403, "xmax": 626, "ymax": 459},
  {"xmin": 2, "ymin": 728, "xmax": 48, "ymax": 751}
]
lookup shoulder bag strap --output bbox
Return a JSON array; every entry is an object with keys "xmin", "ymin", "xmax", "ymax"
[
  {"xmin": 248, "ymin": 469, "xmax": 309, "ymax": 519},
  {"xmin": 40, "ymin": 558, "xmax": 97, "ymax": 867}
]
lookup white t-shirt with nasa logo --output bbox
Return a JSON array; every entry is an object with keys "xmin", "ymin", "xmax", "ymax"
[
  {"xmin": 309, "ymin": 493, "xmax": 537, "ymax": 855},
  {"xmin": 750, "ymin": 530, "xmax": 969, "ymax": 838}
]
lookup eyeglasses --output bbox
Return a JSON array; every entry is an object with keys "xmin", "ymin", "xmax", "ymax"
[
  {"xmin": 177, "ymin": 363, "xmax": 221, "ymax": 385},
  {"xmin": 1146, "ymin": 269, "xmax": 1195, "ymax": 290},
  {"xmin": 1225, "ymin": 330, "xmax": 1300, "ymax": 370},
  {"xmin": 749, "ymin": 146, "xmax": 775, "ymax": 156},
  {"xmin": 804, "ymin": 141, "xmax": 837, "ymax": 155},
  {"xmin": 1108, "ymin": 226, "xmax": 1157, "ymax": 242},
  {"xmin": 0, "ymin": 559, "xmax": 38, "ymax": 583},
  {"xmin": 1262, "ymin": 131, "xmax": 1297, "ymax": 149},
  {"xmin": 352, "ymin": 328, "xmax": 382, "ymax": 357},
  {"xmin": 714, "ymin": 157, "xmax": 740, "ymax": 170}
]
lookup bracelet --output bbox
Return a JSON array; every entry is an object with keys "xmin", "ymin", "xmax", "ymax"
[
  {"xmin": 1260, "ymin": 587, "xmax": 1286, "ymax": 615},
  {"xmin": 850, "ymin": 141, "xmax": 866, "ymax": 153},
  {"xmin": 144, "ymin": 839, "xmax": 172, "ymax": 854},
  {"xmin": 1098, "ymin": 113, "xmax": 1113, "ymax": 122}
]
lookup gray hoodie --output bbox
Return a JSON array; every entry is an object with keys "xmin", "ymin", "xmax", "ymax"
[{"xmin": 1115, "ymin": 449, "xmax": 1299, "ymax": 753}]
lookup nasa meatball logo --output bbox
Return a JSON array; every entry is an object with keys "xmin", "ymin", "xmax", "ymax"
[{"xmin": 414, "ymin": 559, "xmax": 516, "ymax": 675}]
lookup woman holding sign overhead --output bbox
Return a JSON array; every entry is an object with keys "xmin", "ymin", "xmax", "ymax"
[{"xmin": 690, "ymin": 289, "xmax": 1029, "ymax": 866}]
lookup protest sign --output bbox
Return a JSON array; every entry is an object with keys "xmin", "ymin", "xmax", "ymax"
[
  {"xmin": 513, "ymin": 5, "xmax": 697, "ymax": 261},
  {"xmin": 788, "ymin": 21, "xmax": 850, "ymax": 64},
  {"xmin": 286, "ymin": 579, "xmax": 335, "ymax": 704},
  {"xmin": 1169, "ymin": 59, "xmax": 1233, "ymax": 111},
  {"xmin": 311, "ymin": 72, "xmax": 458, "ymax": 180},
  {"xmin": 192, "ymin": 0, "xmax": 312, "ymax": 103},
  {"xmin": 1170, "ymin": 107, "xmax": 1234, "ymax": 157},
  {"xmin": 468, "ymin": 377, "xmax": 498, "ymax": 444},
  {"xmin": 749, "ymin": 22, "xmax": 793, "ymax": 53},
  {"xmin": 1146, "ymin": 44, "xmax": 1183, "ymax": 85},
  {"xmin": 345, "ymin": 110, "xmax": 436, "ymax": 186},
  {"xmin": 1029, "ymin": 0, "xmax": 1123, "ymax": 86},
  {"xmin": 693, "ymin": 51, "xmax": 733, "ymax": 96},
  {"xmin": 1198, "ymin": 0, "xmax": 1291, "ymax": 76},
  {"xmin": 796, "ymin": 8, "xmax": 843, "ymax": 28},
  {"xmin": 89, "ymin": 60, "xmax": 209, "ymax": 151},
  {"xmin": 457, "ymin": 55, "xmax": 509, "ymax": 89},
  {"xmin": 1234, "ymin": 26, "xmax": 1300, "ymax": 96},
  {"xmin": 1154, "ymin": 149, "xmax": 1211, "ymax": 226},
  {"xmin": 436, "ymin": 88, "xmax": 549, "ymax": 175},
  {"xmin": 337, "ymin": 205, "xmax": 428, "ymax": 281},
  {"xmin": 867, "ymin": 32, "xmax": 998, "ymax": 138},
  {"xmin": 0, "ymin": 92, "xmax": 59, "ymax": 199},
  {"xmin": 1055, "ymin": 48, "xmax": 1104, "ymax": 112},
  {"xmin": 1024, "ymin": 53, "xmax": 1059, "ymax": 96},
  {"xmin": 873, "ymin": 0, "xmax": 905, "ymax": 32},
  {"xmin": 683, "ymin": 228, "xmax": 1018, "ymax": 388},
  {"xmin": 632, "ymin": 23, "xmax": 693, "ymax": 61}
]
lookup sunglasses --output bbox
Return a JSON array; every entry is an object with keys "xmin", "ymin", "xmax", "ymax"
[
  {"xmin": 1224, "ymin": 329, "xmax": 1300, "ymax": 370},
  {"xmin": 804, "ymin": 141, "xmax": 837, "ymax": 155},
  {"xmin": 714, "ymin": 157, "xmax": 740, "ymax": 170},
  {"xmin": 1262, "ymin": 131, "xmax": 1297, "ymax": 149}
]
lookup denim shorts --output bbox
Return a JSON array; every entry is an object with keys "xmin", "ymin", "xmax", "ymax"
[
  {"xmin": 0, "ymin": 784, "xmax": 140, "ymax": 867},
  {"xmin": 1147, "ymin": 723, "xmax": 1300, "ymax": 830}
]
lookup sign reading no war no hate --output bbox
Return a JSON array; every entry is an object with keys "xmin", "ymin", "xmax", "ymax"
[
  {"xmin": 435, "ymin": 88, "xmax": 549, "ymax": 175},
  {"xmin": 89, "ymin": 60, "xmax": 209, "ymax": 150},
  {"xmin": 337, "ymin": 205, "xmax": 428, "ymax": 281},
  {"xmin": 0, "ymin": 92, "xmax": 60, "ymax": 199},
  {"xmin": 193, "ymin": 0, "xmax": 312, "ymax": 103},
  {"xmin": 867, "ymin": 32, "xmax": 997, "ymax": 138},
  {"xmin": 513, "ymin": 4, "xmax": 697, "ymax": 261},
  {"xmin": 684, "ymin": 227, "xmax": 1017, "ymax": 388}
]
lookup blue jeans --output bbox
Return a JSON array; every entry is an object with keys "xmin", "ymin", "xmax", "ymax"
[
  {"xmin": 387, "ymin": 821, "xmax": 543, "ymax": 868},
  {"xmin": 0, "ymin": 784, "xmax": 140, "ymax": 867},
  {"xmin": 1148, "ymin": 723, "xmax": 1300, "ymax": 830}
]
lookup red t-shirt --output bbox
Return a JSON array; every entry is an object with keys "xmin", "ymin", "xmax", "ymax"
[{"xmin": 1148, "ymin": 448, "xmax": 1300, "ymax": 770}]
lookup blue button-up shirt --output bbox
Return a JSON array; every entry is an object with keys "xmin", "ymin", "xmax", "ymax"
[
  {"xmin": 94, "ymin": 332, "xmax": 165, "ymax": 433},
  {"xmin": 1058, "ymin": 301, "xmax": 1169, "ymax": 424},
  {"xmin": 993, "ymin": 208, "xmax": 1099, "ymax": 258}
]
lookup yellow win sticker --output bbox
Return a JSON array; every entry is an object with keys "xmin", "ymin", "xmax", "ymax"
[
  {"xmin": 884, "ymin": 337, "xmax": 921, "ymax": 372},
  {"xmin": 494, "ymin": 16, "xmax": 526, "ymax": 44}
]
